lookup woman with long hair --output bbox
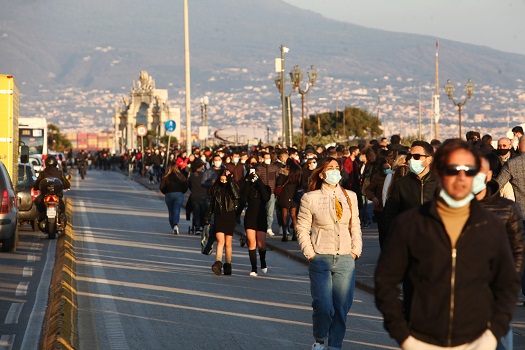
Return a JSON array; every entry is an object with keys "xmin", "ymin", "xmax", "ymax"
[
  {"xmin": 159, "ymin": 162, "xmax": 188, "ymax": 235},
  {"xmin": 208, "ymin": 169, "xmax": 240, "ymax": 276},
  {"xmin": 241, "ymin": 169, "xmax": 271, "ymax": 276},
  {"xmin": 277, "ymin": 159, "xmax": 302, "ymax": 241},
  {"xmin": 297, "ymin": 157, "xmax": 362, "ymax": 350}
]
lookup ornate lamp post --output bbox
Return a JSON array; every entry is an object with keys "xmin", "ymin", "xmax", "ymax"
[
  {"xmin": 444, "ymin": 78, "xmax": 475, "ymax": 139},
  {"xmin": 290, "ymin": 65, "xmax": 318, "ymax": 149}
]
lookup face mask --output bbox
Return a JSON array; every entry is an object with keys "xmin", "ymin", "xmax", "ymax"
[
  {"xmin": 293, "ymin": 155, "xmax": 300, "ymax": 161},
  {"xmin": 233, "ymin": 157, "xmax": 240, "ymax": 164},
  {"xmin": 409, "ymin": 159, "xmax": 425, "ymax": 175},
  {"xmin": 439, "ymin": 189, "xmax": 474, "ymax": 208},
  {"xmin": 264, "ymin": 159, "xmax": 271, "ymax": 165},
  {"xmin": 213, "ymin": 161, "xmax": 222, "ymax": 168},
  {"xmin": 240, "ymin": 159, "xmax": 246, "ymax": 164},
  {"xmin": 201, "ymin": 156, "xmax": 206, "ymax": 162},
  {"xmin": 471, "ymin": 172, "xmax": 487, "ymax": 195},
  {"xmin": 310, "ymin": 163, "xmax": 317, "ymax": 170},
  {"xmin": 497, "ymin": 149, "xmax": 510, "ymax": 156},
  {"xmin": 307, "ymin": 155, "xmax": 314, "ymax": 159},
  {"xmin": 383, "ymin": 168, "xmax": 392, "ymax": 175},
  {"xmin": 219, "ymin": 181, "xmax": 227, "ymax": 187},
  {"xmin": 324, "ymin": 170, "xmax": 342, "ymax": 185}
]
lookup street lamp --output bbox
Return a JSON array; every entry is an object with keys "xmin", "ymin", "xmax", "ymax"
[
  {"xmin": 290, "ymin": 65, "xmax": 318, "ymax": 149},
  {"xmin": 444, "ymin": 78, "xmax": 475, "ymax": 139},
  {"xmin": 274, "ymin": 45, "xmax": 291, "ymax": 147}
]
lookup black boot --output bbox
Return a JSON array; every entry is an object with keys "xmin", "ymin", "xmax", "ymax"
[
  {"xmin": 281, "ymin": 227, "xmax": 288, "ymax": 242},
  {"xmin": 211, "ymin": 260, "xmax": 223, "ymax": 275},
  {"xmin": 291, "ymin": 230, "xmax": 297, "ymax": 241},
  {"xmin": 223, "ymin": 263, "xmax": 232, "ymax": 275}
]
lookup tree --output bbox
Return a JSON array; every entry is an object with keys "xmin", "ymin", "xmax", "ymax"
[
  {"xmin": 304, "ymin": 106, "xmax": 382, "ymax": 141},
  {"xmin": 47, "ymin": 123, "xmax": 72, "ymax": 151}
]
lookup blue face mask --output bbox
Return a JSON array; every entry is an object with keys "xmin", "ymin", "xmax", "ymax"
[
  {"xmin": 439, "ymin": 189, "xmax": 474, "ymax": 208},
  {"xmin": 324, "ymin": 170, "xmax": 342, "ymax": 185},
  {"xmin": 409, "ymin": 159, "xmax": 425, "ymax": 175},
  {"xmin": 383, "ymin": 168, "xmax": 392, "ymax": 175},
  {"xmin": 471, "ymin": 172, "xmax": 487, "ymax": 195}
]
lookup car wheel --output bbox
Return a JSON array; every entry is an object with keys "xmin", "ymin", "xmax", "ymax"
[
  {"xmin": 31, "ymin": 218, "xmax": 38, "ymax": 232},
  {"xmin": 1, "ymin": 226, "xmax": 18, "ymax": 252}
]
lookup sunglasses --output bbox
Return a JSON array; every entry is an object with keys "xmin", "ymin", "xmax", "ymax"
[
  {"xmin": 443, "ymin": 165, "xmax": 478, "ymax": 177},
  {"xmin": 406, "ymin": 153, "xmax": 430, "ymax": 161}
]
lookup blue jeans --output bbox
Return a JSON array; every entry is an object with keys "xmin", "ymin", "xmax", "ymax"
[
  {"xmin": 165, "ymin": 192, "xmax": 184, "ymax": 228},
  {"xmin": 265, "ymin": 193, "xmax": 276, "ymax": 231},
  {"xmin": 309, "ymin": 254, "xmax": 356, "ymax": 350},
  {"xmin": 497, "ymin": 326, "xmax": 513, "ymax": 350}
]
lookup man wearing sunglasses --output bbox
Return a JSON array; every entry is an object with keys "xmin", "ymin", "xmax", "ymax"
[
  {"xmin": 376, "ymin": 139, "xmax": 519, "ymax": 350},
  {"xmin": 383, "ymin": 140, "xmax": 437, "ymax": 241}
]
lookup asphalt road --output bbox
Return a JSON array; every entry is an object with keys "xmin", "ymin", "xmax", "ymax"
[
  {"xmin": 70, "ymin": 170, "xmax": 398, "ymax": 349},
  {"xmin": 0, "ymin": 224, "xmax": 56, "ymax": 350}
]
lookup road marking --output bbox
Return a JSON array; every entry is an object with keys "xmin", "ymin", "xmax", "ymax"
[
  {"xmin": 20, "ymin": 239, "xmax": 56, "ymax": 350},
  {"xmin": 0, "ymin": 334, "xmax": 15, "ymax": 350},
  {"xmin": 22, "ymin": 267, "xmax": 33, "ymax": 277},
  {"xmin": 15, "ymin": 282, "xmax": 29, "ymax": 296},
  {"xmin": 78, "ymin": 200, "xmax": 130, "ymax": 350},
  {"xmin": 4, "ymin": 303, "xmax": 23, "ymax": 324},
  {"xmin": 27, "ymin": 254, "xmax": 36, "ymax": 263}
]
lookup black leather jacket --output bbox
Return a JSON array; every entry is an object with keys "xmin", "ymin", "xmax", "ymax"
[
  {"xmin": 209, "ymin": 180, "xmax": 240, "ymax": 215},
  {"xmin": 478, "ymin": 180, "xmax": 524, "ymax": 273},
  {"xmin": 33, "ymin": 166, "xmax": 71, "ymax": 191}
]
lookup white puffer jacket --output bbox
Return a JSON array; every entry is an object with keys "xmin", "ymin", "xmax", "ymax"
[{"xmin": 296, "ymin": 183, "xmax": 363, "ymax": 260}]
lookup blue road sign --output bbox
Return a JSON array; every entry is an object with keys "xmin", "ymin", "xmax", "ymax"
[{"xmin": 165, "ymin": 120, "xmax": 176, "ymax": 133}]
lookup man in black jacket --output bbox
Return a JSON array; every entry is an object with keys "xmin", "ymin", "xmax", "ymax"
[
  {"xmin": 33, "ymin": 156, "xmax": 71, "ymax": 221},
  {"xmin": 375, "ymin": 139, "xmax": 520, "ymax": 349}
]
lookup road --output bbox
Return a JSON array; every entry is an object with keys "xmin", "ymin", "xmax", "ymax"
[
  {"xmin": 0, "ymin": 224, "xmax": 56, "ymax": 350},
  {"xmin": 70, "ymin": 170, "xmax": 398, "ymax": 349}
]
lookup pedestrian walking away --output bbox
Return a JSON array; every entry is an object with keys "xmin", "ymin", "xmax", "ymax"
[
  {"xmin": 296, "ymin": 157, "xmax": 362, "ymax": 350},
  {"xmin": 160, "ymin": 162, "xmax": 188, "ymax": 235}
]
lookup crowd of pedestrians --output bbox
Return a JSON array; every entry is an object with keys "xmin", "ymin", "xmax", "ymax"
[{"xmin": 58, "ymin": 125, "xmax": 525, "ymax": 350}]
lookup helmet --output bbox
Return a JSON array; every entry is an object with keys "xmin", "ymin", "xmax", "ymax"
[{"xmin": 45, "ymin": 155, "xmax": 59, "ymax": 168}]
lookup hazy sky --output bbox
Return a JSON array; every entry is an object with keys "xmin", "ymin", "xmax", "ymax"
[{"xmin": 283, "ymin": 0, "xmax": 525, "ymax": 56}]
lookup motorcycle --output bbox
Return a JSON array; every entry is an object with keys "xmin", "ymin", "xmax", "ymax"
[{"xmin": 37, "ymin": 176, "xmax": 70, "ymax": 239}]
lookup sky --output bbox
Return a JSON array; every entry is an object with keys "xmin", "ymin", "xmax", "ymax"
[{"xmin": 283, "ymin": 0, "xmax": 525, "ymax": 56}]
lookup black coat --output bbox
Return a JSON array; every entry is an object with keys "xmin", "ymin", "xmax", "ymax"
[
  {"xmin": 478, "ymin": 180, "xmax": 524, "ymax": 273},
  {"xmin": 375, "ymin": 199, "xmax": 520, "ymax": 347}
]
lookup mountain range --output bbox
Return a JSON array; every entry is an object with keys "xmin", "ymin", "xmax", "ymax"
[{"xmin": 1, "ymin": 0, "xmax": 524, "ymax": 135}]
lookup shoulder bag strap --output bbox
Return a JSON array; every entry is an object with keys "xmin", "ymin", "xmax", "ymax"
[{"xmin": 341, "ymin": 187, "xmax": 353, "ymax": 230}]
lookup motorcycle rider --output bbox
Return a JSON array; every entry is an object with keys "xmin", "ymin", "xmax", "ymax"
[
  {"xmin": 33, "ymin": 155, "xmax": 71, "ymax": 222},
  {"xmin": 76, "ymin": 149, "xmax": 88, "ymax": 179}
]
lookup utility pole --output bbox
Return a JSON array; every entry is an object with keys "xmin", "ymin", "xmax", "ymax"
[
  {"xmin": 433, "ymin": 40, "xmax": 440, "ymax": 140},
  {"xmin": 183, "ymin": 0, "xmax": 192, "ymax": 154}
]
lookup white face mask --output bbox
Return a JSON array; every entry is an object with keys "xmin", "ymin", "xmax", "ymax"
[
  {"xmin": 201, "ymin": 156, "xmax": 206, "ymax": 162},
  {"xmin": 264, "ymin": 159, "xmax": 271, "ymax": 165},
  {"xmin": 213, "ymin": 161, "xmax": 222, "ymax": 168},
  {"xmin": 233, "ymin": 157, "xmax": 240, "ymax": 164}
]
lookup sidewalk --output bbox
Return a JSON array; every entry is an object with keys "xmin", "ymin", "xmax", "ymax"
[{"xmin": 130, "ymin": 171, "xmax": 378, "ymax": 294}]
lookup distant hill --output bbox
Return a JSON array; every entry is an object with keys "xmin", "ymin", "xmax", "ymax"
[{"xmin": 1, "ymin": 0, "xmax": 524, "ymax": 94}]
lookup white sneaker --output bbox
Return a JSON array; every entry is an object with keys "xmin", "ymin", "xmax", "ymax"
[
  {"xmin": 266, "ymin": 229, "xmax": 275, "ymax": 237},
  {"xmin": 249, "ymin": 271, "xmax": 258, "ymax": 277},
  {"xmin": 173, "ymin": 226, "xmax": 179, "ymax": 235},
  {"xmin": 261, "ymin": 267, "xmax": 268, "ymax": 274},
  {"xmin": 311, "ymin": 343, "xmax": 325, "ymax": 350}
]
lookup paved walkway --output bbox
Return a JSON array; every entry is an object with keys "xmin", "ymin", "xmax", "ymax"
[{"xmin": 130, "ymin": 170, "xmax": 378, "ymax": 293}]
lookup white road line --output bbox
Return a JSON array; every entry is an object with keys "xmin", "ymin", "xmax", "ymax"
[
  {"xmin": 0, "ymin": 334, "xmax": 15, "ymax": 350},
  {"xmin": 78, "ymin": 200, "xmax": 130, "ymax": 350},
  {"xmin": 4, "ymin": 303, "xmax": 24, "ymax": 324},
  {"xmin": 20, "ymin": 240, "xmax": 56, "ymax": 350},
  {"xmin": 22, "ymin": 267, "xmax": 33, "ymax": 277},
  {"xmin": 26, "ymin": 254, "xmax": 36, "ymax": 263},
  {"xmin": 15, "ymin": 282, "xmax": 29, "ymax": 296}
]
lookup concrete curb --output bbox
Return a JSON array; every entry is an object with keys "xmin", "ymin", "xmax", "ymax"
[{"xmin": 40, "ymin": 198, "xmax": 78, "ymax": 350}]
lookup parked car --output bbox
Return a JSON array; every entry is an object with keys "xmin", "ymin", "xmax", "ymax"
[
  {"xmin": 0, "ymin": 160, "xmax": 19, "ymax": 252},
  {"xmin": 16, "ymin": 163, "xmax": 39, "ymax": 231}
]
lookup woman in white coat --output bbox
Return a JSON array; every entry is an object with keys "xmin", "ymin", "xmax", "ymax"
[{"xmin": 296, "ymin": 157, "xmax": 363, "ymax": 350}]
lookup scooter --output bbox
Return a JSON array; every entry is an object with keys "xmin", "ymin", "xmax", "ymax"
[{"xmin": 37, "ymin": 176, "xmax": 70, "ymax": 239}]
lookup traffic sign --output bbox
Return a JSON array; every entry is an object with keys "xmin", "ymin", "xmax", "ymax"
[
  {"xmin": 136, "ymin": 125, "xmax": 147, "ymax": 137},
  {"xmin": 165, "ymin": 120, "xmax": 176, "ymax": 133}
]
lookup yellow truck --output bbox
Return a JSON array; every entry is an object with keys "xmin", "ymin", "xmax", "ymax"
[{"xmin": 0, "ymin": 74, "xmax": 19, "ymax": 182}]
